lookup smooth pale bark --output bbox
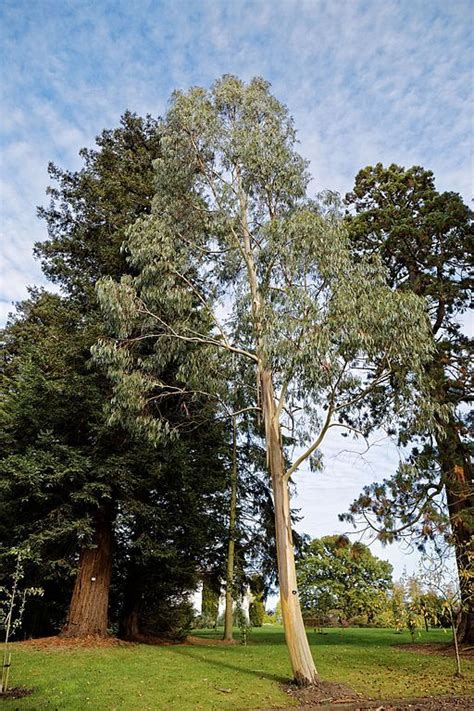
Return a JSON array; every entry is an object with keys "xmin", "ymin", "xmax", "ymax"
[
  {"xmin": 237, "ymin": 176, "xmax": 317, "ymax": 685},
  {"xmin": 223, "ymin": 418, "xmax": 238, "ymax": 641},
  {"xmin": 62, "ymin": 510, "xmax": 113, "ymax": 637},
  {"xmin": 438, "ymin": 422, "xmax": 474, "ymax": 644},
  {"xmin": 260, "ymin": 370, "xmax": 318, "ymax": 685}
]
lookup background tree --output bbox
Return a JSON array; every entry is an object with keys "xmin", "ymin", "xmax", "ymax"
[
  {"xmin": 343, "ymin": 164, "xmax": 474, "ymax": 642},
  {"xmin": 1, "ymin": 291, "xmax": 126, "ymax": 636},
  {"xmin": 1, "ymin": 113, "xmax": 231, "ymax": 640},
  {"xmin": 24, "ymin": 112, "xmax": 164, "ymax": 636},
  {"xmin": 35, "ymin": 112, "xmax": 161, "ymax": 305},
  {"xmin": 297, "ymin": 535, "xmax": 393, "ymax": 624},
  {"xmin": 248, "ymin": 575, "xmax": 266, "ymax": 628},
  {"xmin": 96, "ymin": 75, "xmax": 433, "ymax": 685}
]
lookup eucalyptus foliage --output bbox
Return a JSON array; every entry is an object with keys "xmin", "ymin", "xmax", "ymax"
[
  {"xmin": 97, "ymin": 75, "xmax": 433, "ymax": 478},
  {"xmin": 96, "ymin": 75, "xmax": 434, "ymax": 683}
]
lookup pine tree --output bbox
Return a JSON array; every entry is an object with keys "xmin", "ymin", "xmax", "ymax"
[{"xmin": 344, "ymin": 164, "xmax": 473, "ymax": 643}]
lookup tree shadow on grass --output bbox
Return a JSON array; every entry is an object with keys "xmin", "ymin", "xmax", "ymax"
[
  {"xmin": 166, "ymin": 645, "xmax": 289, "ymax": 685},
  {"xmin": 190, "ymin": 628, "xmax": 287, "ymax": 646}
]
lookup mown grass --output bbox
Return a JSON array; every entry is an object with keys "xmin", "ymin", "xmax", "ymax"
[{"xmin": 1, "ymin": 627, "xmax": 473, "ymax": 710}]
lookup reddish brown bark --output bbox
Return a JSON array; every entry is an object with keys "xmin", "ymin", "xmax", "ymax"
[
  {"xmin": 120, "ymin": 607, "xmax": 141, "ymax": 641},
  {"xmin": 439, "ymin": 424, "xmax": 474, "ymax": 644},
  {"xmin": 62, "ymin": 510, "xmax": 113, "ymax": 637},
  {"xmin": 119, "ymin": 565, "xmax": 143, "ymax": 641}
]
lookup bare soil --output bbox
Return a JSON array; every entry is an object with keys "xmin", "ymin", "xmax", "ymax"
[
  {"xmin": 16, "ymin": 632, "xmax": 239, "ymax": 650},
  {"xmin": 257, "ymin": 681, "xmax": 473, "ymax": 711},
  {"xmin": 16, "ymin": 634, "xmax": 131, "ymax": 649},
  {"xmin": 0, "ymin": 687, "xmax": 34, "ymax": 700},
  {"xmin": 285, "ymin": 678, "xmax": 362, "ymax": 706},
  {"xmin": 395, "ymin": 642, "xmax": 474, "ymax": 660},
  {"xmin": 185, "ymin": 634, "xmax": 239, "ymax": 646}
]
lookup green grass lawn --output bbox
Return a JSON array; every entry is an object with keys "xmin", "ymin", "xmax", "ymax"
[{"xmin": 2, "ymin": 627, "xmax": 473, "ymax": 710}]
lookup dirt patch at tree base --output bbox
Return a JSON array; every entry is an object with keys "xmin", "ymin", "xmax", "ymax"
[
  {"xmin": 394, "ymin": 642, "xmax": 474, "ymax": 660},
  {"xmin": 257, "ymin": 682, "xmax": 473, "ymax": 710},
  {"xmin": 0, "ymin": 687, "xmax": 34, "ymax": 700},
  {"xmin": 16, "ymin": 635, "xmax": 132, "ymax": 649},
  {"xmin": 282, "ymin": 679, "xmax": 362, "ymax": 707},
  {"xmin": 292, "ymin": 698, "xmax": 474, "ymax": 710}
]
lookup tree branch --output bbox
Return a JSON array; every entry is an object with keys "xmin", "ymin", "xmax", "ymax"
[{"xmin": 285, "ymin": 405, "xmax": 334, "ymax": 480}]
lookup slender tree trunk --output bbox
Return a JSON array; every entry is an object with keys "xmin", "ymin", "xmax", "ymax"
[
  {"xmin": 438, "ymin": 421, "xmax": 474, "ymax": 644},
  {"xmin": 62, "ymin": 509, "xmax": 113, "ymax": 637},
  {"xmin": 260, "ymin": 369, "xmax": 318, "ymax": 686},
  {"xmin": 119, "ymin": 565, "xmax": 143, "ymax": 640},
  {"xmin": 223, "ymin": 417, "xmax": 238, "ymax": 641},
  {"xmin": 121, "ymin": 607, "xmax": 140, "ymax": 640},
  {"xmin": 237, "ymin": 173, "xmax": 317, "ymax": 685}
]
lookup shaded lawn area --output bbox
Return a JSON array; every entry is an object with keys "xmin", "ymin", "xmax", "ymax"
[{"xmin": 1, "ymin": 627, "xmax": 473, "ymax": 710}]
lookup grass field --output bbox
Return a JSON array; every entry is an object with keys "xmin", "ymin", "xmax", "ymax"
[{"xmin": 1, "ymin": 627, "xmax": 473, "ymax": 710}]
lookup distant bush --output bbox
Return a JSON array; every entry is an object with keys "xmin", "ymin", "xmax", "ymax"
[
  {"xmin": 249, "ymin": 600, "xmax": 265, "ymax": 627},
  {"xmin": 141, "ymin": 597, "xmax": 195, "ymax": 641}
]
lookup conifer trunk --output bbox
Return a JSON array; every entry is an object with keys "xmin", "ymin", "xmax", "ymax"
[
  {"xmin": 119, "ymin": 566, "xmax": 143, "ymax": 640},
  {"xmin": 62, "ymin": 510, "xmax": 113, "ymax": 637},
  {"xmin": 223, "ymin": 417, "xmax": 238, "ymax": 641},
  {"xmin": 438, "ymin": 422, "xmax": 474, "ymax": 644},
  {"xmin": 121, "ymin": 607, "xmax": 140, "ymax": 640}
]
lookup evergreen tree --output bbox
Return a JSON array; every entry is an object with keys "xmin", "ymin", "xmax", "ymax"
[
  {"xmin": 1, "ymin": 112, "xmax": 230, "ymax": 639},
  {"xmin": 3, "ymin": 109, "xmax": 277, "ymax": 641},
  {"xmin": 297, "ymin": 536, "xmax": 393, "ymax": 623},
  {"xmin": 35, "ymin": 112, "xmax": 162, "ymax": 304},
  {"xmin": 344, "ymin": 164, "xmax": 473, "ymax": 642}
]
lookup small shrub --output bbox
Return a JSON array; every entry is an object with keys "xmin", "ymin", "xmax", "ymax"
[
  {"xmin": 249, "ymin": 600, "xmax": 265, "ymax": 627},
  {"xmin": 141, "ymin": 597, "xmax": 195, "ymax": 641}
]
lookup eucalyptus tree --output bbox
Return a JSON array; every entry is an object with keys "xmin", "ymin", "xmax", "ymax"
[
  {"xmin": 97, "ymin": 76, "xmax": 432, "ymax": 685},
  {"xmin": 344, "ymin": 164, "xmax": 474, "ymax": 642}
]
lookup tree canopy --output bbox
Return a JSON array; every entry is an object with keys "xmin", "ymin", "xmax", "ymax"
[
  {"xmin": 297, "ymin": 535, "xmax": 393, "ymax": 623},
  {"xmin": 96, "ymin": 75, "xmax": 434, "ymax": 685},
  {"xmin": 343, "ymin": 163, "xmax": 474, "ymax": 643}
]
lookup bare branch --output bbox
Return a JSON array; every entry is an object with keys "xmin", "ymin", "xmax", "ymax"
[
  {"xmin": 285, "ymin": 405, "xmax": 334, "ymax": 480},
  {"xmin": 136, "ymin": 302, "xmax": 258, "ymax": 363}
]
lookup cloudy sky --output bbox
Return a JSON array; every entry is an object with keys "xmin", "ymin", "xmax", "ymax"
[{"xmin": 1, "ymin": 0, "xmax": 472, "ymax": 577}]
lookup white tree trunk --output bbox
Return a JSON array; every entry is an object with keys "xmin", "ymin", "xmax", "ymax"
[{"xmin": 261, "ymin": 370, "xmax": 318, "ymax": 686}]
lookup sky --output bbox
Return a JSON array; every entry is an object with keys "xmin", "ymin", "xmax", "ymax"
[{"xmin": 1, "ymin": 0, "xmax": 472, "ymax": 580}]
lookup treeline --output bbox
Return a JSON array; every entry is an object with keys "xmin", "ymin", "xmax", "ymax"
[
  {"xmin": 296, "ymin": 535, "xmax": 457, "ymax": 634},
  {"xmin": 0, "ymin": 76, "xmax": 472, "ymax": 686}
]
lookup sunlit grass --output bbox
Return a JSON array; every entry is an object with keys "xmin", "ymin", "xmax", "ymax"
[{"xmin": 1, "ymin": 626, "xmax": 472, "ymax": 710}]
